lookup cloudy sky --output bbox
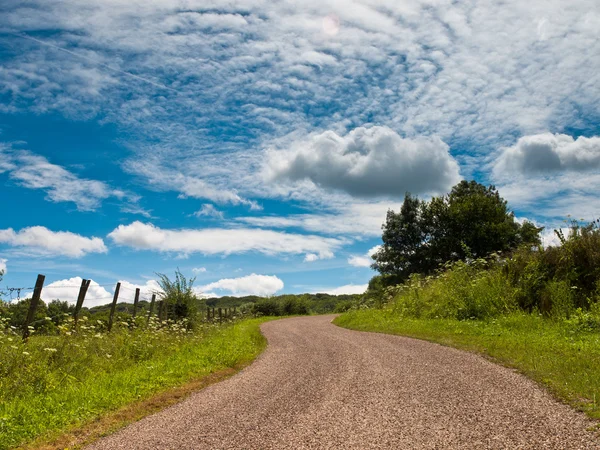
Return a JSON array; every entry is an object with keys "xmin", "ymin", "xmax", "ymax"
[{"xmin": 0, "ymin": 0, "xmax": 599, "ymax": 304}]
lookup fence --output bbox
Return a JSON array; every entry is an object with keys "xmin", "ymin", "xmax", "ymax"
[{"xmin": 3, "ymin": 274, "xmax": 237, "ymax": 340}]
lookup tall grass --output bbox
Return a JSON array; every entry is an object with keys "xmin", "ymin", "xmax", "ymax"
[{"xmin": 0, "ymin": 317, "xmax": 270, "ymax": 450}]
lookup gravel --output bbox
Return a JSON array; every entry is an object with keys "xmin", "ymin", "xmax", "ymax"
[{"xmin": 88, "ymin": 315, "xmax": 599, "ymax": 449}]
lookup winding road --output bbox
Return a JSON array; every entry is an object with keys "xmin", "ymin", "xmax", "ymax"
[{"xmin": 89, "ymin": 315, "xmax": 599, "ymax": 449}]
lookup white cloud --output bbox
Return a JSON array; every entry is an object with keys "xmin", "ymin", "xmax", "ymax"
[
  {"xmin": 124, "ymin": 158, "xmax": 259, "ymax": 208},
  {"xmin": 193, "ymin": 204, "xmax": 224, "ymax": 219},
  {"xmin": 0, "ymin": 226, "xmax": 107, "ymax": 258},
  {"xmin": 32, "ymin": 277, "xmax": 162, "ymax": 307},
  {"xmin": 304, "ymin": 253, "xmax": 319, "ymax": 262},
  {"xmin": 108, "ymin": 221, "xmax": 344, "ymax": 259},
  {"xmin": 317, "ymin": 284, "xmax": 368, "ymax": 295},
  {"xmin": 348, "ymin": 245, "xmax": 381, "ymax": 268},
  {"xmin": 198, "ymin": 273, "xmax": 284, "ymax": 297},
  {"xmin": 192, "ymin": 267, "xmax": 207, "ymax": 273},
  {"xmin": 38, "ymin": 277, "xmax": 113, "ymax": 307},
  {"xmin": 2, "ymin": 0, "xmax": 600, "ymax": 231},
  {"xmin": 0, "ymin": 259, "xmax": 7, "ymax": 274},
  {"xmin": 117, "ymin": 279, "xmax": 163, "ymax": 302},
  {"xmin": 237, "ymin": 201, "xmax": 400, "ymax": 238},
  {"xmin": 541, "ymin": 228, "xmax": 570, "ymax": 248},
  {"xmin": 266, "ymin": 126, "xmax": 460, "ymax": 197},
  {"xmin": 492, "ymin": 134, "xmax": 600, "ymax": 222},
  {"xmin": 0, "ymin": 144, "xmax": 134, "ymax": 211},
  {"xmin": 494, "ymin": 133, "xmax": 600, "ymax": 176}
]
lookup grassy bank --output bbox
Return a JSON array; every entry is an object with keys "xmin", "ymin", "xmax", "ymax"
[
  {"xmin": 335, "ymin": 309, "xmax": 600, "ymax": 421},
  {"xmin": 1, "ymin": 318, "xmax": 271, "ymax": 450}
]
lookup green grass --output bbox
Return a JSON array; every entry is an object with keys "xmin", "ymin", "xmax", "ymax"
[
  {"xmin": 335, "ymin": 309, "xmax": 600, "ymax": 421},
  {"xmin": 0, "ymin": 318, "xmax": 271, "ymax": 449}
]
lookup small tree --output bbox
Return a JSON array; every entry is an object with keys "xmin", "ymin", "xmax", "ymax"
[{"xmin": 155, "ymin": 269, "xmax": 199, "ymax": 324}]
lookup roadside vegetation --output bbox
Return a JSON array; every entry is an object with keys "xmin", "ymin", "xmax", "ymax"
[
  {"xmin": 0, "ymin": 266, "xmax": 359, "ymax": 449},
  {"xmin": 336, "ymin": 180, "xmax": 600, "ymax": 421},
  {"xmin": 0, "ymin": 313, "xmax": 271, "ymax": 449}
]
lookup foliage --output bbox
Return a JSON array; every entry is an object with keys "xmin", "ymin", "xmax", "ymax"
[
  {"xmin": 372, "ymin": 180, "xmax": 542, "ymax": 284},
  {"xmin": 0, "ymin": 316, "xmax": 270, "ymax": 450},
  {"xmin": 374, "ymin": 219, "xmax": 600, "ymax": 321},
  {"xmin": 335, "ymin": 310, "xmax": 600, "ymax": 420},
  {"xmin": 251, "ymin": 295, "xmax": 310, "ymax": 316},
  {"xmin": 155, "ymin": 269, "xmax": 200, "ymax": 325}
]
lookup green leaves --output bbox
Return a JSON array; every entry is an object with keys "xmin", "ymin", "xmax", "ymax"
[{"xmin": 372, "ymin": 180, "xmax": 542, "ymax": 283}]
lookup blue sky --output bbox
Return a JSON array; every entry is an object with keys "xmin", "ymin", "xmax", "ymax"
[{"xmin": 0, "ymin": 0, "xmax": 599, "ymax": 305}]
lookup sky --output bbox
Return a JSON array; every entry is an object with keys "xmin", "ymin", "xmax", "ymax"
[{"xmin": 0, "ymin": 0, "xmax": 599, "ymax": 305}]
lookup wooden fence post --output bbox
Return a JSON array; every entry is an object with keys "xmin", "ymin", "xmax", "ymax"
[
  {"xmin": 158, "ymin": 300, "xmax": 168, "ymax": 323},
  {"xmin": 218, "ymin": 307, "xmax": 222, "ymax": 324},
  {"xmin": 107, "ymin": 282, "xmax": 121, "ymax": 332},
  {"xmin": 23, "ymin": 274, "xmax": 45, "ymax": 340},
  {"xmin": 206, "ymin": 307, "xmax": 211, "ymax": 321},
  {"xmin": 73, "ymin": 278, "xmax": 90, "ymax": 328},
  {"xmin": 132, "ymin": 288, "xmax": 140, "ymax": 319},
  {"xmin": 147, "ymin": 293, "xmax": 156, "ymax": 325}
]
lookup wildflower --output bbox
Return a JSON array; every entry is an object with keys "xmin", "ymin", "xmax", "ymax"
[
  {"xmin": 22, "ymin": 351, "xmax": 30, "ymax": 356},
  {"xmin": 106, "ymin": 354, "xmax": 112, "ymax": 358},
  {"xmin": 11, "ymin": 345, "xmax": 18, "ymax": 350},
  {"xmin": 43, "ymin": 348, "xmax": 58, "ymax": 352}
]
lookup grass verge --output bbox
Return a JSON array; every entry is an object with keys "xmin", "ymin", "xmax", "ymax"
[
  {"xmin": 334, "ymin": 309, "xmax": 600, "ymax": 421},
  {"xmin": 1, "ymin": 318, "xmax": 272, "ymax": 450}
]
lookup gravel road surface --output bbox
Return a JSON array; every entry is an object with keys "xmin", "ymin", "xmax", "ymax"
[{"xmin": 89, "ymin": 315, "xmax": 599, "ymax": 449}]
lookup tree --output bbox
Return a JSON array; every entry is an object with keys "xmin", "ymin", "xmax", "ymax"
[{"xmin": 372, "ymin": 180, "xmax": 542, "ymax": 283}]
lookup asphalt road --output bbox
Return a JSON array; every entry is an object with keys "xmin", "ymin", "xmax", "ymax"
[{"xmin": 89, "ymin": 315, "xmax": 599, "ymax": 449}]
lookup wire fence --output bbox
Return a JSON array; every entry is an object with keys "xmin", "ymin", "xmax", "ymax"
[{"xmin": 2, "ymin": 274, "xmax": 236, "ymax": 340}]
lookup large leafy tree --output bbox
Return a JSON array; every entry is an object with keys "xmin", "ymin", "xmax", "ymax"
[{"xmin": 372, "ymin": 180, "xmax": 542, "ymax": 282}]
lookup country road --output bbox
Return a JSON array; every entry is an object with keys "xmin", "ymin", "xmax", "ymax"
[{"xmin": 89, "ymin": 315, "xmax": 599, "ymax": 449}]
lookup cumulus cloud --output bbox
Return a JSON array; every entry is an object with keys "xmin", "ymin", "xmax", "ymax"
[
  {"xmin": 31, "ymin": 277, "xmax": 161, "ymax": 307},
  {"xmin": 192, "ymin": 267, "xmax": 207, "ymax": 273},
  {"xmin": 38, "ymin": 277, "xmax": 113, "ymax": 307},
  {"xmin": 108, "ymin": 221, "xmax": 344, "ymax": 259},
  {"xmin": 117, "ymin": 279, "xmax": 163, "ymax": 301},
  {"xmin": 0, "ymin": 259, "xmax": 6, "ymax": 274},
  {"xmin": 494, "ymin": 133, "xmax": 600, "ymax": 177},
  {"xmin": 348, "ymin": 245, "xmax": 381, "ymax": 268},
  {"xmin": 304, "ymin": 253, "xmax": 319, "ymax": 262},
  {"xmin": 0, "ymin": 226, "xmax": 107, "ymax": 258},
  {"xmin": 0, "ymin": 144, "xmax": 135, "ymax": 211},
  {"xmin": 492, "ymin": 134, "xmax": 600, "ymax": 221},
  {"xmin": 317, "ymin": 284, "xmax": 368, "ymax": 295},
  {"xmin": 266, "ymin": 126, "xmax": 460, "ymax": 197},
  {"xmin": 198, "ymin": 274, "xmax": 284, "ymax": 297}
]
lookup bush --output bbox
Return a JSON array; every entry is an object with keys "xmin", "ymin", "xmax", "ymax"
[{"xmin": 252, "ymin": 298, "xmax": 282, "ymax": 316}]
